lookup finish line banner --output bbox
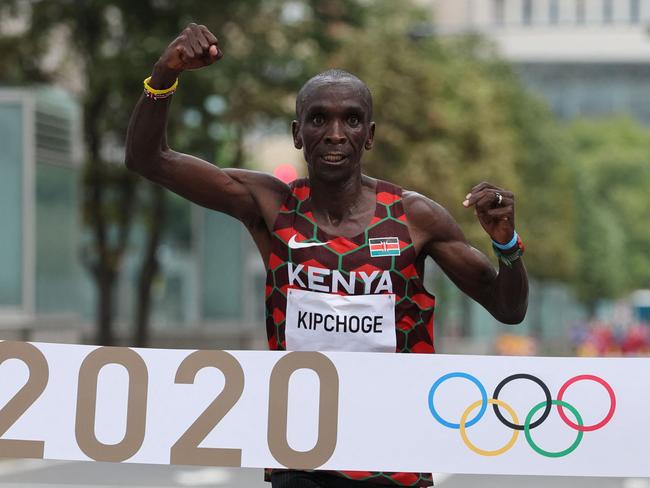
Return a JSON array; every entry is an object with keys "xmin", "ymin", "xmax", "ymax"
[{"xmin": 0, "ymin": 341, "xmax": 648, "ymax": 477}]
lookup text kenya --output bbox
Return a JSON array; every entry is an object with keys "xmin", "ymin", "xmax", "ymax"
[{"xmin": 288, "ymin": 263, "xmax": 393, "ymax": 294}]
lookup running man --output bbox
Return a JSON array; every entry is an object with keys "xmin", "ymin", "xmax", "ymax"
[{"xmin": 126, "ymin": 23, "xmax": 528, "ymax": 488}]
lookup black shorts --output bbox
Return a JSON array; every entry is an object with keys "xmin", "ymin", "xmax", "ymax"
[{"xmin": 271, "ymin": 471, "xmax": 388, "ymax": 488}]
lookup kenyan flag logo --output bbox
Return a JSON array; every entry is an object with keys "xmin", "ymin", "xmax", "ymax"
[{"xmin": 369, "ymin": 237, "xmax": 400, "ymax": 257}]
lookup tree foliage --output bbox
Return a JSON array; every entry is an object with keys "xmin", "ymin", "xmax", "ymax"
[
  {"xmin": 567, "ymin": 117, "xmax": 650, "ymax": 306},
  {"xmin": 0, "ymin": 0, "xmax": 367, "ymax": 344}
]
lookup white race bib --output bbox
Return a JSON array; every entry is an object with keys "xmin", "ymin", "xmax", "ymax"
[{"xmin": 284, "ymin": 288, "xmax": 396, "ymax": 352}]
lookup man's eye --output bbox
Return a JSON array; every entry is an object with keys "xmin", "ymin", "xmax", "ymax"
[
  {"xmin": 348, "ymin": 115, "xmax": 360, "ymax": 126},
  {"xmin": 312, "ymin": 114, "xmax": 324, "ymax": 125}
]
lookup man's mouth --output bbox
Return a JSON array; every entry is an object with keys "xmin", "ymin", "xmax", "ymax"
[{"xmin": 321, "ymin": 153, "xmax": 347, "ymax": 163}]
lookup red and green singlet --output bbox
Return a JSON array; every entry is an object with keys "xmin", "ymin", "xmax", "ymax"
[{"xmin": 265, "ymin": 177, "xmax": 435, "ymax": 487}]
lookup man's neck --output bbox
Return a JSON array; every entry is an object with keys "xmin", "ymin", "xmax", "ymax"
[{"xmin": 308, "ymin": 171, "xmax": 366, "ymax": 225}]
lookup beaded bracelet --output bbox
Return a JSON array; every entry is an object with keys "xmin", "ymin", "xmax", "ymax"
[
  {"xmin": 143, "ymin": 76, "xmax": 178, "ymax": 100},
  {"xmin": 492, "ymin": 232, "xmax": 525, "ymax": 268}
]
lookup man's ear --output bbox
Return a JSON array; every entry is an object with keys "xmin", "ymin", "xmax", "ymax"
[
  {"xmin": 364, "ymin": 122, "xmax": 375, "ymax": 150},
  {"xmin": 292, "ymin": 120, "xmax": 303, "ymax": 149}
]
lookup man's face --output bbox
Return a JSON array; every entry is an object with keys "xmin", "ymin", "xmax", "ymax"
[{"xmin": 292, "ymin": 79, "xmax": 375, "ymax": 182}]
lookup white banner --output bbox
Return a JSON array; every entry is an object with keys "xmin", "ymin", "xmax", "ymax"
[{"xmin": 0, "ymin": 341, "xmax": 648, "ymax": 477}]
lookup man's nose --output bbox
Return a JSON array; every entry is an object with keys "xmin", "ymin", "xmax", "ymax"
[{"xmin": 324, "ymin": 120, "xmax": 347, "ymax": 145}]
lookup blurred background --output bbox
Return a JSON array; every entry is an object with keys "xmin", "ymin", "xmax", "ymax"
[{"xmin": 1, "ymin": 0, "xmax": 650, "ymax": 486}]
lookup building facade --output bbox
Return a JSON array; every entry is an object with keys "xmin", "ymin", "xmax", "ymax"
[
  {"xmin": 430, "ymin": 0, "xmax": 650, "ymax": 121},
  {"xmin": 0, "ymin": 87, "xmax": 90, "ymax": 341},
  {"xmin": 0, "ymin": 86, "xmax": 267, "ymax": 349}
]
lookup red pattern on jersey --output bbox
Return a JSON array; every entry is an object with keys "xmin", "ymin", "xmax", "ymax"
[{"xmin": 264, "ymin": 178, "xmax": 434, "ymax": 487}]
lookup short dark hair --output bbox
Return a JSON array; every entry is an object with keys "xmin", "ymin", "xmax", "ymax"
[{"xmin": 295, "ymin": 69, "xmax": 373, "ymax": 120}]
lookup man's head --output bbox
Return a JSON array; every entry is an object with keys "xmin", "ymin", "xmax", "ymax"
[
  {"xmin": 295, "ymin": 69, "xmax": 373, "ymax": 120},
  {"xmin": 292, "ymin": 69, "xmax": 375, "ymax": 182}
]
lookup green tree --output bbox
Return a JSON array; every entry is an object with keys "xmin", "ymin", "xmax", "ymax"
[
  {"xmin": 494, "ymin": 68, "xmax": 577, "ymax": 282},
  {"xmin": 567, "ymin": 117, "xmax": 650, "ymax": 311},
  {"xmin": 1, "ymin": 0, "xmax": 367, "ymax": 345}
]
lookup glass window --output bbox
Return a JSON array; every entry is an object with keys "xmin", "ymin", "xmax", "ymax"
[
  {"xmin": 630, "ymin": 0, "xmax": 641, "ymax": 23},
  {"xmin": 576, "ymin": 0, "xmax": 587, "ymax": 24},
  {"xmin": 522, "ymin": 0, "xmax": 533, "ymax": 25},
  {"xmin": 201, "ymin": 211, "xmax": 243, "ymax": 320},
  {"xmin": 603, "ymin": 0, "xmax": 614, "ymax": 23},
  {"xmin": 0, "ymin": 103, "xmax": 24, "ymax": 307},
  {"xmin": 34, "ymin": 163, "xmax": 87, "ymax": 314},
  {"xmin": 549, "ymin": 0, "xmax": 560, "ymax": 24},
  {"xmin": 493, "ymin": 0, "xmax": 505, "ymax": 26}
]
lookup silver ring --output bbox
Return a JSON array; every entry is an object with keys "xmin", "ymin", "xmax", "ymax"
[{"xmin": 495, "ymin": 192, "xmax": 503, "ymax": 206}]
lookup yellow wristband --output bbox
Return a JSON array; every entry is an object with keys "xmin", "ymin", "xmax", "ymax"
[{"xmin": 143, "ymin": 76, "xmax": 178, "ymax": 96}]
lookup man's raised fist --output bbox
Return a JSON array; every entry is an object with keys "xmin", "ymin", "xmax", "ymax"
[{"xmin": 158, "ymin": 23, "xmax": 222, "ymax": 74}]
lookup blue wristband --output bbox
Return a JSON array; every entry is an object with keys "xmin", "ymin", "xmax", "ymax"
[{"xmin": 492, "ymin": 230, "xmax": 518, "ymax": 251}]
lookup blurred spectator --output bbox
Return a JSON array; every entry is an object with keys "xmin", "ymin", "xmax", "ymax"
[
  {"xmin": 495, "ymin": 333, "xmax": 538, "ymax": 356},
  {"xmin": 571, "ymin": 321, "xmax": 650, "ymax": 357}
]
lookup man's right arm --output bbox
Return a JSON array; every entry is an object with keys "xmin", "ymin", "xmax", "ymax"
[{"xmin": 125, "ymin": 24, "xmax": 287, "ymax": 238}]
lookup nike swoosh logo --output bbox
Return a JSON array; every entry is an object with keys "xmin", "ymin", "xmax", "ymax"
[{"xmin": 288, "ymin": 234, "xmax": 330, "ymax": 249}]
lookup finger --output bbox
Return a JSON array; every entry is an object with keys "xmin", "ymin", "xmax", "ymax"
[
  {"xmin": 479, "ymin": 191, "xmax": 514, "ymax": 209},
  {"xmin": 480, "ymin": 189, "xmax": 513, "ymax": 208},
  {"xmin": 200, "ymin": 45, "xmax": 217, "ymax": 65},
  {"xmin": 207, "ymin": 44, "xmax": 223, "ymax": 61},
  {"xmin": 473, "ymin": 192, "xmax": 497, "ymax": 214},
  {"xmin": 187, "ymin": 26, "xmax": 204, "ymax": 57},
  {"xmin": 182, "ymin": 24, "xmax": 201, "ymax": 57},
  {"xmin": 499, "ymin": 196, "xmax": 514, "ymax": 208},
  {"xmin": 463, "ymin": 191, "xmax": 477, "ymax": 207},
  {"xmin": 464, "ymin": 185, "xmax": 501, "ymax": 207},
  {"xmin": 199, "ymin": 24, "xmax": 218, "ymax": 45},
  {"xmin": 191, "ymin": 24, "xmax": 210, "ymax": 51},
  {"xmin": 486, "ymin": 206, "xmax": 513, "ymax": 218},
  {"xmin": 190, "ymin": 24, "xmax": 210, "ymax": 51},
  {"xmin": 471, "ymin": 182, "xmax": 512, "ymax": 197},
  {"xmin": 470, "ymin": 181, "xmax": 498, "ymax": 194},
  {"xmin": 198, "ymin": 25, "xmax": 222, "ymax": 59},
  {"xmin": 464, "ymin": 188, "xmax": 499, "ymax": 208}
]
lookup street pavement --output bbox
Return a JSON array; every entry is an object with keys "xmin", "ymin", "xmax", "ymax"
[{"xmin": 0, "ymin": 460, "xmax": 647, "ymax": 488}]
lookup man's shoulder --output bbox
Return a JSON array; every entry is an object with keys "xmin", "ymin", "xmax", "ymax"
[
  {"xmin": 402, "ymin": 190, "xmax": 448, "ymax": 223},
  {"xmin": 401, "ymin": 189, "xmax": 462, "ymax": 245}
]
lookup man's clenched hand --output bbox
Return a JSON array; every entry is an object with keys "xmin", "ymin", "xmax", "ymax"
[
  {"xmin": 462, "ymin": 181, "xmax": 516, "ymax": 245},
  {"xmin": 151, "ymin": 23, "xmax": 222, "ymax": 88}
]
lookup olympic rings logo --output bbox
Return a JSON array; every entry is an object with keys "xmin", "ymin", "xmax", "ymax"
[{"xmin": 428, "ymin": 372, "xmax": 616, "ymax": 458}]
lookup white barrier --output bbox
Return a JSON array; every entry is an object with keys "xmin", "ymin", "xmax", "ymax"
[{"xmin": 0, "ymin": 341, "xmax": 647, "ymax": 477}]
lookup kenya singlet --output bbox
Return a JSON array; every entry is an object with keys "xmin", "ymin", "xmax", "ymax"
[{"xmin": 264, "ymin": 177, "xmax": 435, "ymax": 487}]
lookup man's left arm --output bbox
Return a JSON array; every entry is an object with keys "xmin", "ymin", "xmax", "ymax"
[{"xmin": 405, "ymin": 183, "xmax": 528, "ymax": 324}]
